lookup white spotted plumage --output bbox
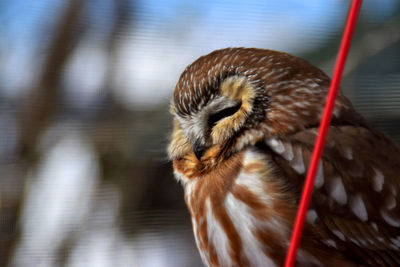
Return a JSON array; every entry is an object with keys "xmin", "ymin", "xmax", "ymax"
[
  {"xmin": 372, "ymin": 167, "xmax": 384, "ymax": 192},
  {"xmin": 327, "ymin": 175, "xmax": 347, "ymax": 205},
  {"xmin": 380, "ymin": 209, "xmax": 400, "ymax": 227},
  {"xmin": 349, "ymin": 194, "xmax": 368, "ymax": 222}
]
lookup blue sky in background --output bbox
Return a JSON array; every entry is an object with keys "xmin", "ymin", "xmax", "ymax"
[
  {"xmin": 3, "ymin": 0, "xmax": 399, "ymax": 44},
  {"xmin": 137, "ymin": 0, "xmax": 398, "ymax": 22},
  {"xmin": 1, "ymin": 0, "xmax": 399, "ymax": 107}
]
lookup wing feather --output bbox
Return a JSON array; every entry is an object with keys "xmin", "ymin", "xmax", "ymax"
[{"xmin": 264, "ymin": 125, "xmax": 400, "ymax": 265}]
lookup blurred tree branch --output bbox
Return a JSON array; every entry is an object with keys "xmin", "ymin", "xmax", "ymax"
[
  {"xmin": 321, "ymin": 12, "xmax": 400, "ymax": 76},
  {"xmin": 0, "ymin": 0, "xmax": 84, "ymax": 265},
  {"xmin": 18, "ymin": 0, "xmax": 84, "ymax": 161}
]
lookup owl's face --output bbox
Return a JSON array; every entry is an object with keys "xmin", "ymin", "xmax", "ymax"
[
  {"xmin": 172, "ymin": 75, "xmax": 257, "ymax": 160},
  {"xmin": 168, "ymin": 47, "xmax": 355, "ymax": 163}
]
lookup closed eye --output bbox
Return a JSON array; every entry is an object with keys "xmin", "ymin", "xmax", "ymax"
[{"xmin": 208, "ymin": 102, "xmax": 241, "ymax": 128}]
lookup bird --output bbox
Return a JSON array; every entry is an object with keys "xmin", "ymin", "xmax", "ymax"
[{"xmin": 167, "ymin": 47, "xmax": 400, "ymax": 266}]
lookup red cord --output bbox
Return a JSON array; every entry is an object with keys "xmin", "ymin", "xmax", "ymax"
[{"xmin": 284, "ymin": 1, "xmax": 362, "ymax": 266}]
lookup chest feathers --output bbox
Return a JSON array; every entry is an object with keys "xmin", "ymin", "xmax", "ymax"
[{"xmin": 175, "ymin": 149, "xmax": 299, "ymax": 267}]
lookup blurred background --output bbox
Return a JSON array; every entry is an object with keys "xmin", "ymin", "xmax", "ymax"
[{"xmin": 0, "ymin": 0, "xmax": 399, "ymax": 266}]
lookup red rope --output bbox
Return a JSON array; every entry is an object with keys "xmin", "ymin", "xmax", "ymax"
[{"xmin": 284, "ymin": 1, "xmax": 362, "ymax": 266}]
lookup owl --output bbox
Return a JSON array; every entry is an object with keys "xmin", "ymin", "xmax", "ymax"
[{"xmin": 168, "ymin": 47, "xmax": 400, "ymax": 266}]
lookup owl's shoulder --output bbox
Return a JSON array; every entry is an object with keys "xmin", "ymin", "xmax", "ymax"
[{"xmin": 262, "ymin": 125, "xmax": 400, "ymax": 265}]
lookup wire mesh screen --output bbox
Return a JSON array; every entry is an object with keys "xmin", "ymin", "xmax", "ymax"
[{"xmin": 0, "ymin": 0, "xmax": 399, "ymax": 266}]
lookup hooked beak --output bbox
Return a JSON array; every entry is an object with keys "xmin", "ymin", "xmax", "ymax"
[{"xmin": 193, "ymin": 139, "xmax": 206, "ymax": 160}]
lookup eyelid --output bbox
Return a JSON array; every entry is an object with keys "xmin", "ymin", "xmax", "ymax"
[{"xmin": 208, "ymin": 102, "xmax": 241, "ymax": 128}]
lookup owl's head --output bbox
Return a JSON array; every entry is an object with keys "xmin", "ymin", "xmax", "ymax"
[{"xmin": 168, "ymin": 48, "xmax": 357, "ymax": 162}]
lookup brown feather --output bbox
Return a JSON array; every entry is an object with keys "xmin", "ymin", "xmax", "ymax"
[{"xmin": 267, "ymin": 125, "xmax": 400, "ymax": 265}]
